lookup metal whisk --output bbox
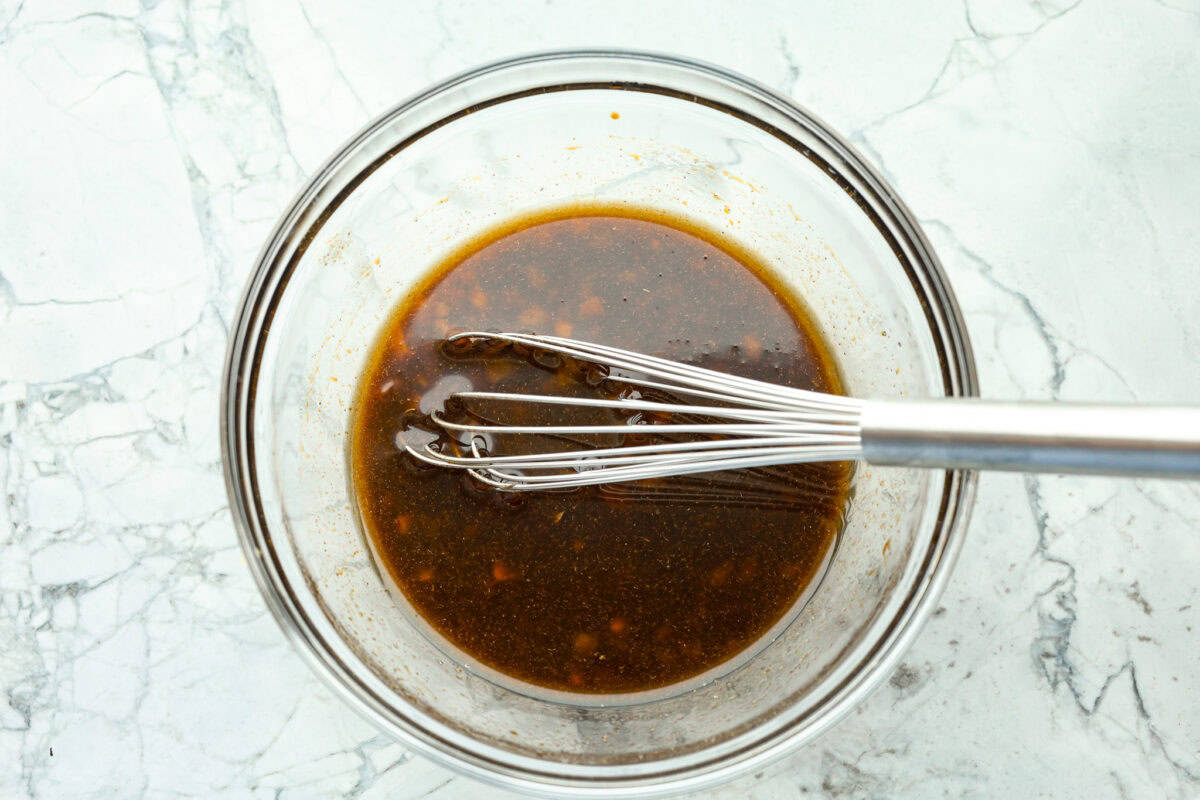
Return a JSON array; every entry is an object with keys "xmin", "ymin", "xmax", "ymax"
[{"xmin": 406, "ymin": 332, "xmax": 1200, "ymax": 490}]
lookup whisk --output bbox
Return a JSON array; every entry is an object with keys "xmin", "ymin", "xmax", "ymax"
[{"xmin": 406, "ymin": 332, "xmax": 1200, "ymax": 490}]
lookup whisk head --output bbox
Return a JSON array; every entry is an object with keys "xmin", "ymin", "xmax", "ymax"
[{"xmin": 403, "ymin": 332, "xmax": 864, "ymax": 491}]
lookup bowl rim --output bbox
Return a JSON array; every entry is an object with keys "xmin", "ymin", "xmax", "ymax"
[{"xmin": 220, "ymin": 48, "xmax": 979, "ymax": 797}]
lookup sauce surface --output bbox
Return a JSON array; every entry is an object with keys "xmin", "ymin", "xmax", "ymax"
[{"xmin": 350, "ymin": 206, "xmax": 852, "ymax": 694}]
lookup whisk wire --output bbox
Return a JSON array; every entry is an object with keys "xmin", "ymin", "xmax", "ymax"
[
  {"xmin": 471, "ymin": 332, "xmax": 859, "ymax": 413},
  {"xmin": 405, "ymin": 332, "xmax": 864, "ymax": 490}
]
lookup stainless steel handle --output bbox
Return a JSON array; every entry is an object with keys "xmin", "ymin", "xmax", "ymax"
[{"xmin": 860, "ymin": 400, "xmax": 1200, "ymax": 477}]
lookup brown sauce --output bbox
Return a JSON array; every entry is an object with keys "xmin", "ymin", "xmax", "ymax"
[{"xmin": 350, "ymin": 205, "xmax": 852, "ymax": 694}]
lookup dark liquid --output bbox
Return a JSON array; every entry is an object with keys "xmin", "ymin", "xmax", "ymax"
[{"xmin": 350, "ymin": 206, "xmax": 851, "ymax": 694}]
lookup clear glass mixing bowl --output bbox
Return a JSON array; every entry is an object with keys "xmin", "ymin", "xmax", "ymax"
[{"xmin": 221, "ymin": 51, "xmax": 977, "ymax": 796}]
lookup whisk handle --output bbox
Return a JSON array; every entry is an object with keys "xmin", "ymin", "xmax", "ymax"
[{"xmin": 859, "ymin": 400, "xmax": 1200, "ymax": 478}]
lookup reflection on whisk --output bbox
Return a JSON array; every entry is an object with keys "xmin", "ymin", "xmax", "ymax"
[{"xmin": 596, "ymin": 462, "xmax": 850, "ymax": 512}]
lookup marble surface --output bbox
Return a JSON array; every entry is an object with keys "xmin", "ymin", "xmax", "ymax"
[{"xmin": 3, "ymin": 0, "xmax": 1200, "ymax": 797}]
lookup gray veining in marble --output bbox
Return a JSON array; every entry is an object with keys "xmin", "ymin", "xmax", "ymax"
[{"xmin": 2, "ymin": 0, "xmax": 1199, "ymax": 797}]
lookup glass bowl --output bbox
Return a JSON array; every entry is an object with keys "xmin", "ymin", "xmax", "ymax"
[{"xmin": 221, "ymin": 50, "xmax": 977, "ymax": 796}]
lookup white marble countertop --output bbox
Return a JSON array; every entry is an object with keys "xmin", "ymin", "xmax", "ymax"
[{"xmin": 3, "ymin": 1, "xmax": 1200, "ymax": 797}]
